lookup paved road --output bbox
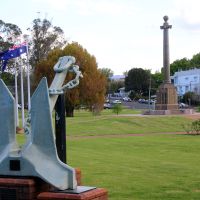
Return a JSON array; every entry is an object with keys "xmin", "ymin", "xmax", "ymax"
[
  {"xmin": 122, "ymin": 101, "xmax": 155, "ymax": 110},
  {"xmin": 109, "ymin": 97, "xmax": 155, "ymax": 110}
]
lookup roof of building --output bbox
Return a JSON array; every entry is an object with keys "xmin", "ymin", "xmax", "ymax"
[
  {"xmin": 110, "ymin": 75, "xmax": 125, "ymax": 80},
  {"xmin": 174, "ymin": 68, "xmax": 200, "ymax": 76}
]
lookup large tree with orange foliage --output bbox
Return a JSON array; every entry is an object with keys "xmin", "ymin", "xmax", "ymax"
[{"xmin": 34, "ymin": 42, "xmax": 106, "ymax": 116}]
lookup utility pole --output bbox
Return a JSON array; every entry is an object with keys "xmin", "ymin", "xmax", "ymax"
[{"xmin": 148, "ymin": 74, "xmax": 151, "ymax": 110}]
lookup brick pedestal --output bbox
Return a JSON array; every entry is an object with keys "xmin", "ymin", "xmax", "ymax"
[
  {"xmin": 0, "ymin": 177, "xmax": 36, "ymax": 200},
  {"xmin": 37, "ymin": 188, "xmax": 108, "ymax": 200},
  {"xmin": 75, "ymin": 168, "xmax": 82, "ymax": 186},
  {"xmin": 0, "ymin": 169, "xmax": 108, "ymax": 200}
]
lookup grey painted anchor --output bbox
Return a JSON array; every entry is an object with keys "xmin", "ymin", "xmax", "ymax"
[{"xmin": 0, "ymin": 56, "xmax": 82, "ymax": 190}]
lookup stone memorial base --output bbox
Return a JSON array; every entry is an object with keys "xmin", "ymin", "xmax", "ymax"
[
  {"xmin": 0, "ymin": 169, "xmax": 108, "ymax": 200},
  {"xmin": 155, "ymin": 83, "xmax": 178, "ymax": 110},
  {"xmin": 142, "ymin": 82, "xmax": 196, "ymax": 115},
  {"xmin": 155, "ymin": 83, "xmax": 178, "ymax": 111},
  {"xmin": 143, "ymin": 109, "xmax": 194, "ymax": 115}
]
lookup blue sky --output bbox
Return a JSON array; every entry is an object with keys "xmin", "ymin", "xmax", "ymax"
[{"xmin": 1, "ymin": 0, "xmax": 200, "ymax": 75}]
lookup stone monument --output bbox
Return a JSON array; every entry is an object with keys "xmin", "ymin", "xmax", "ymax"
[{"xmin": 155, "ymin": 15, "xmax": 178, "ymax": 111}]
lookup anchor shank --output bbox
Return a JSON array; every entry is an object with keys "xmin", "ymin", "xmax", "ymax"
[
  {"xmin": 49, "ymin": 71, "xmax": 68, "ymax": 112},
  {"xmin": 49, "ymin": 56, "xmax": 76, "ymax": 112}
]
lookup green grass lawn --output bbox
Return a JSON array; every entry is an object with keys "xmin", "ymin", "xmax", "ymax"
[
  {"xmin": 16, "ymin": 109, "xmax": 200, "ymax": 199},
  {"xmin": 66, "ymin": 109, "xmax": 192, "ymax": 136},
  {"xmin": 18, "ymin": 109, "xmax": 192, "ymax": 136},
  {"xmin": 67, "ymin": 134, "xmax": 200, "ymax": 200},
  {"xmin": 74, "ymin": 108, "xmax": 142, "ymax": 116}
]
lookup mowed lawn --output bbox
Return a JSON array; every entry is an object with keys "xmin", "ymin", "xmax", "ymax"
[
  {"xmin": 67, "ymin": 134, "xmax": 200, "ymax": 200},
  {"xmin": 17, "ymin": 109, "xmax": 200, "ymax": 199},
  {"xmin": 66, "ymin": 109, "xmax": 192, "ymax": 136}
]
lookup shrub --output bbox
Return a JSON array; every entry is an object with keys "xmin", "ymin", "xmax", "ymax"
[
  {"xmin": 112, "ymin": 104, "xmax": 122, "ymax": 115},
  {"xmin": 183, "ymin": 119, "xmax": 200, "ymax": 135},
  {"xmin": 197, "ymin": 105, "xmax": 200, "ymax": 112},
  {"xmin": 191, "ymin": 120, "xmax": 200, "ymax": 134}
]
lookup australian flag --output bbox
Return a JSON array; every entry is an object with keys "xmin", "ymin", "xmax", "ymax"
[{"xmin": 0, "ymin": 43, "xmax": 27, "ymax": 72}]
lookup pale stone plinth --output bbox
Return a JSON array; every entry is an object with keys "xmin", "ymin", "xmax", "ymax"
[{"xmin": 156, "ymin": 83, "xmax": 178, "ymax": 110}]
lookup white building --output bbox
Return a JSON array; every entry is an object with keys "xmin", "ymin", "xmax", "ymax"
[
  {"xmin": 173, "ymin": 68, "xmax": 200, "ymax": 96},
  {"xmin": 118, "ymin": 87, "xmax": 130, "ymax": 97}
]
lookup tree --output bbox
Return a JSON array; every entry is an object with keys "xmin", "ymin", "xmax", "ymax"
[
  {"xmin": 123, "ymin": 71, "xmax": 128, "ymax": 77},
  {"xmin": 34, "ymin": 42, "xmax": 106, "ymax": 116},
  {"xmin": 1, "ymin": 72, "xmax": 15, "ymax": 85},
  {"xmin": 170, "ymin": 53, "xmax": 200, "ymax": 75},
  {"xmin": 182, "ymin": 91, "xmax": 199, "ymax": 106},
  {"xmin": 63, "ymin": 43, "xmax": 106, "ymax": 116},
  {"xmin": 99, "ymin": 68, "xmax": 113, "ymax": 94},
  {"xmin": 109, "ymin": 80, "xmax": 124, "ymax": 94},
  {"xmin": 190, "ymin": 53, "xmax": 200, "ymax": 68},
  {"xmin": 170, "ymin": 58, "xmax": 190, "ymax": 75},
  {"xmin": 0, "ymin": 19, "xmax": 22, "ymax": 51},
  {"xmin": 99, "ymin": 68, "xmax": 113, "ymax": 80},
  {"xmin": 125, "ymin": 68, "xmax": 150, "ymax": 96},
  {"xmin": 28, "ymin": 18, "xmax": 67, "ymax": 68},
  {"xmin": 0, "ymin": 19, "xmax": 22, "ymax": 73},
  {"xmin": 151, "ymin": 71, "xmax": 164, "ymax": 93},
  {"xmin": 112, "ymin": 104, "xmax": 122, "ymax": 115}
]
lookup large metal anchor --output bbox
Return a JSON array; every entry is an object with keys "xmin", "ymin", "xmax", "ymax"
[{"xmin": 0, "ymin": 56, "xmax": 82, "ymax": 190}]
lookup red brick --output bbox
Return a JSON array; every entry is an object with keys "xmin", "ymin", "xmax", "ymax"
[
  {"xmin": 75, "ymin": 168, "xmax": 82, "ymax": 186},
  {"xmin": 37, "ymin": 188, "xmax": 108, "ymax": 200},
  {"xmin": 0, "ymin": 177, "xmax": 37, "ymax": 200},
  {"xmin": 0, "ymin": 177, "xmax": 35, "ymax": 187},
  {"xmin": 0, "ymin": 169, "xmax": 107, "ymax": 200}
]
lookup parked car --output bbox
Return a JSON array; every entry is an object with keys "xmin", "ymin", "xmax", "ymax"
[
  {"xmin": 122, "ymin": 97, "xmax": 131, "ymax": 102},
  {"xmin": 105, "ymin": 99, "xmax": 109, "ymax": 103},
  {"xmin": 146, "ymin": 99, "xmax": 156, "ymax": 104},
  {"xmin": 104, "ymin": 103, "xmax": 113, "ymax": 109},
  {"xmin": 179, "ymin": 103, "xmax": 189, "ymax": 109},
  {"xmin": 138, "ymin": 99, "xmax": 146, "ymax": 104},
  {"xmin": 112, "ymin": 100, "xmax": 122, "ymax": 104}
]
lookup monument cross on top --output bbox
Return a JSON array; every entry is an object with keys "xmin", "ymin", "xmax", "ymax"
[{"xmin": 160, "ymin": 15, "xmax": 172, "ymax": 30}]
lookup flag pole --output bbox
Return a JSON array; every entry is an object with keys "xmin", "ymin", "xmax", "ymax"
[
  {"xmin": 19, "ymin": 58, "xmax": 25, "ymax": 128},
  {"xmin": 15, "ymin": 60, "xmax": 19, "ymax": 127},
  {"xmin": 25, "ymin": 41, "xmax": 31, "ymax": 111},
  {"xmin": 0, "ymin": 61, "xmax": 2, "ymax": 79}
]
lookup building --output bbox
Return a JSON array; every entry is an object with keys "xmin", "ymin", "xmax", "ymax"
[
  {"xmin": 108, "ymin": 75, "xmax": 130, "ymax": 98},
  {"xmin": 110, "ymin": 75, "xmax": 125, "ymax": 81},
  {"xmin": 118, "ymin": 87, "xmax": 130, "ymax": 98},
  {"xmin": 172, "ymin": 68, "xmax": 200, "ymax": 96}
]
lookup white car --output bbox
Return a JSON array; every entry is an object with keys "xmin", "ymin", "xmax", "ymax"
[
  {"xmin": 112, "ymin": 100, "xmax": 122, "ymax": 104},
  {"xmin": 104, "ymin": 103, "xmax": 113, "ymax": 109},
  {"xmin": 122, "ymin": 97, "xmax": 131, "ymax": 102},
  {"xmin": 179, "ymin": 103, "xmax": 189, "ymax": 108}
]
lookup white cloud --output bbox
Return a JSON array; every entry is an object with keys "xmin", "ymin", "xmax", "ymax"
[
  {"xmin": 31, "ymin": 0, "xmax": 138, "ymax": 16},
  {"xmin": 48, "ymin": 0, "xmax": 71, "ymax": 10},
  {"xmin": 31, "ymin": 0, "xmax": 71, "ymax": 11},
  {"xmin": 73, "ymin": 0, "xmax": 137, "ymax": 16},
  {"xmin": 174, "ymin": 0, "xmax": 200, "ymax": 28}
]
